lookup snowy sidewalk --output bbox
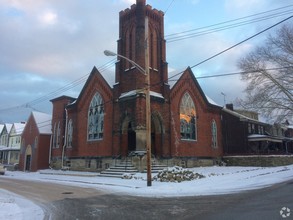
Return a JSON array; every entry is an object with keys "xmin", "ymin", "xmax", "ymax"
[
  {"xmin": 3, "ymin": 165, "xmax": 293, "ymax": 197},
  {"xmin": 1, "ymin": 165, "xmax": 293, "ymax": 219}
]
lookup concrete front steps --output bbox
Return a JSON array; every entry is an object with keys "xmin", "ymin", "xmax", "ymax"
[
  {"xmin": 144, "ymin": 163, "xmax": 168, "ymax": 173},
  {"xmin": 99, "ymin": 159, "xmax": 138, "ymax": 178},
  {"xmin": 99, "ymin": 158, "xmax": 168, "ymax": 178}
]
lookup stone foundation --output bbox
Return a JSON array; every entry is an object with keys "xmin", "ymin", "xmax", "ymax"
[
  {"xmin": 50, "ymin": 156, "xmax": 221, "ymax": 172},
  {"xmin": 50, "ymin": 156, "xmax": 114, "ymax": 172},
  {"xmin": 223, "ymin": 155, "xmax": 293, "ymax": 167},
  {"xmin": 156, "ymin": 157, "xmax": 220, "ymax": 168}
]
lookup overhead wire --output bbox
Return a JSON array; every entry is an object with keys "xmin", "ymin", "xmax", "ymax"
[
  {"xmin": 166, "ymin": 5, "xmax": 293, "ymax": 42},
  {"xmin": 0, "ymin": 58, "xmax": 116, "ymax": 112},
  {"xmin": 166, "ymin": 15, "xmax": 293, "ymax": 82},
  {"xmin": 164, "ymin": 0, "xmax": 176, "ymax": 14},
  {"xmin": 1, "ymin": 5, "xmax": 292, "ymax": 117},
  {"xmin": 60, "ymin": 15, "xmax": 293, "ymax": 122},
  {"xmin": 168, "ymin": 66, "xmax": 293, "ymax": 82}
]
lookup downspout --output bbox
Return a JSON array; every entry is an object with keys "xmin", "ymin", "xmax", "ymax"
[
  {"xmin": 61, "ymin": 108, "xmax": 68, "ymax": 169},
  {"xmin": 48, "ymin": 133, "xmax": 53, "ymax": 167}
]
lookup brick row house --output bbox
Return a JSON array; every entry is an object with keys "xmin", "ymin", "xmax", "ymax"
[
  {"xmin": 222, "ymin": 104, "xmax": 293, "ymax": 155},
  {"xmin": 19, "ymin": 111, "xmax": 52, "ymax": 172},
  {"xmin": 49, "ymin": 0, "xmax": 223, "ymax": 171}
]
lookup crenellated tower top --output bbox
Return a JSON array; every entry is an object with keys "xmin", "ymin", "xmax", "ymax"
[{"xmin": 115, "ymin": 0, "xmax": 168, "ymax": 98}]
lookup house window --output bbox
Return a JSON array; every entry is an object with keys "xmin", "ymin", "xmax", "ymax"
[
  {"xmin": 34, "ymin": 136, "xmax": 38, "ymax": 148},
  {"xmin": 88, "ymin": 93, "xmax": 104, "ymax": 140},
  {"xmin": 259, "ymin": 125, "xmax": 264, "ymax": 135},
  {"xmin": 248, "ymin": 123, "xmax": 251, "ymax": 134},
  {"xmin": 180, "ymin": 92, "xmax": 196, "ymax": 140},
  {"xmin": 211, "ymin": 120, "xmax": 217, "ymax": 148},
  {"xmin": 15, "ymin": 152, "xmax": 19, "ymax": 160},
  {"xmin": 67, "ymin": 119, "xmax": 73, "ymax": 148},
  {"xmin": 251, "ymin": 124, "xmax": 255, "ymax": 134}
]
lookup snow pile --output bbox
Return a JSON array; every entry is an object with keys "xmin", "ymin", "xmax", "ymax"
[
  {"xmin": 153, "ymin": 166, "xmax": 205, "ymax": 182},
  {"xmin": 121, "ymin": 173, "xmax": 143, "ymax": 180}
]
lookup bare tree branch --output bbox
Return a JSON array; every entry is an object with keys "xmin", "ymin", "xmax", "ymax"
[{"xmin": 237, "ymin": 24, "xmax": 293, "ymax": 122}]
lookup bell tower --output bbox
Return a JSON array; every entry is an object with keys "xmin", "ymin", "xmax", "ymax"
[
  {"xmin": 112, "ymin": 0, "xmax": 170, "ymax": 155},
  {"xmin": 114, "ymin": 0, "xmax": 168, "ymax": 97}
]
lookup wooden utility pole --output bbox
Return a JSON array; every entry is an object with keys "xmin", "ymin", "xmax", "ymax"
[{"xmin": 145, "ymin": 16, "xmax": 152, "ymax": 186}]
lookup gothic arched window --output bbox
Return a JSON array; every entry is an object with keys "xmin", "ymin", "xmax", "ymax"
[
  {"xmin": 180, "ymin": 92, "xmax": 197, "ymax": 140},
  {"xmin": 211, "ymin": 119, "xmax": 217, "ymax": 148},
  {"xmin": 88, "ymin": 93, "xmax": 104, "ymax": 140}
]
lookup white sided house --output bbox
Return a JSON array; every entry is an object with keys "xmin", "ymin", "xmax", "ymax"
[
  {"xmin": 0, "ymin": 123, "xmax": 12, "ymax": 164},
  {"xmin": 6, "ymin": 122, "xmax": 26, "ymax": 166}
]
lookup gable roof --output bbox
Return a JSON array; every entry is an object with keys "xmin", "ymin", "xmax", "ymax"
[
  {"xmin": 0, "ymin": 124, "xmax": 4, "ymax": 134},
  {"xmin": 50, "ymin": 95, "xmax": 76, "ymax": 103},
  {"xmin": 32, "ymin": 111, "xmax": 52, "ymax": 134},
  {"xmin": 67, "ymin": 66, "xmax": 113, "ymax": 108},
  {"xmin": 170, "ymin": 67, "xmax": 222, "ymax": 109},
  {"xmin": 223, "ymin": 108, "xmax": 267, "ymax": 125},
  {"xmin": 5, "ymin": 123, "xmax": 13, "ymax": 134},
  {"xmin": 12, "ymin": 122, "xmax": 26, "ymax": 135}
]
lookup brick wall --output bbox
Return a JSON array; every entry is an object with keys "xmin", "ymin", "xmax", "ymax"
[
  {"xmin": 169, "ymin": 69, "xmax": 223, "ymax": 158},
  {"xmin": 20, "ymin": 114, "xmax": 51, "ymax": 171}
]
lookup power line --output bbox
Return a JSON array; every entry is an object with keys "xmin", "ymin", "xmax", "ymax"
[
  {"xmin": 168, "ymin": 66, "xmax": 293, "ymax": 82},
  {"xmin": 167, "ymin": 15, "xmax": 293, "ymax": 81},
  {"xmin": 166, "ymin": 4, "xmax": 293, "ymax": 37},
  {"xmin": 1, "ymin": 7, "xmax": 292, "ymax": 115},
  {"xmin": 0, "ymin": 59, "xmax": 116, "ymax": 112},
  {"xmin": 164, "ymin": 0, "xmax": 175, "ymax": 14},
  {"xmin": 166, "ymin": 5, "xmax": 293, "ymax": 42}
]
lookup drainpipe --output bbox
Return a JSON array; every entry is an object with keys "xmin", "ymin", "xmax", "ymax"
[
  {"xmin": 61, "ymin": 108, "xmax": 68, "ymax": 169},
  {"xmin": 48, "ymin": 132, "xmax": 53, "ymax": 167}
]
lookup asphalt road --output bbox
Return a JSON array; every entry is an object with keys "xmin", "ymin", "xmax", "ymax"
[{"xmin": 0, "ymin": 177, "xmax": 292, "ymax": 220}]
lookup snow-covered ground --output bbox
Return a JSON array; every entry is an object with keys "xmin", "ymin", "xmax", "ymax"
[
  {"xmin": 0, "ymin": 189, "xmax": 44, "ymax": 220},
  {"xmin": 1, "ymin": 165, "xmax": 293, "ymax": 219}
]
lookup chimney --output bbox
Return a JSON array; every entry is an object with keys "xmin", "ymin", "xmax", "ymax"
[{"xmin": 226, "ymin": 104, "xmax": 234, "ymax": 111}]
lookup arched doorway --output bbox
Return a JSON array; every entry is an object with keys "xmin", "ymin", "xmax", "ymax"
[
  {"xmin": 128, "ymin": 122, "xmax": 136, "ymax": 152},
  {"xmin": 151, "ymin": 112, "xmax": 164, "ymax": 157},
  {"xmin": 121, "ymin": 115, "xmax": 136, "ymax": 156},
  {"xmin": 24, "ymin": 145, "xmax": 32, "ymax": 171},
  {"xmin": 121, "ymin": 113, "xmax": 164, "ymax": 156}
]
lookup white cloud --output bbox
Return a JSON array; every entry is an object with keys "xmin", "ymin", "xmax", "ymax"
[
  {"xmin": 121, "ymin": 0, "xmax": 136, "ymax": 5},
  {"xmin": 39, "ymin": 10, "xmax": 58, "ymax": 25},
  {"xmin": 191, "ymin": 0, "xmax": 200, "ymax": 5},
  {"xmin": 0, "ymin": 0, "xmax": 289, "ymax": 122}
]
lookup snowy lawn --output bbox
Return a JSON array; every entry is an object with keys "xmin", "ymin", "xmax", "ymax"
[{"xmin": 1, "ymin": 165, "xmax": 293, "ymax": 219}]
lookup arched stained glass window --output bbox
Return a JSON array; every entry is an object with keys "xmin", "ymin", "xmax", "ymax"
[
  {"xmin": 211, "ymin": 120, "xmax": 217, "ymax": 148},
  {"xmin": 88, "ymin": 93, "xmax": 104, "ymax": 140},
  {"xmin": 67, "ymin": 119, "xmax": 73, "ymax": 148},
  {"xmin": 180, "ymin": 92, "xmax": 197, "ymax": 140}
]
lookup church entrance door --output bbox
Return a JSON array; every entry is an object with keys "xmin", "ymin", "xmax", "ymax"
[{"xmin": 128, "ymin": 122, "xmax": 136, "ymax": 152}]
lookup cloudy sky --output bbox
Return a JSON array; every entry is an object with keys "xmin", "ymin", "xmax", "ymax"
[{"xmin": 0, "ymin": 0, "xmax": 292, "ymax": 123}]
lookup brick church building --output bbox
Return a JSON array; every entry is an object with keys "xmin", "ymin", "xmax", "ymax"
[{"xmin": 50, "ymin": 0, "xmax": 223, "ymax": 171}]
